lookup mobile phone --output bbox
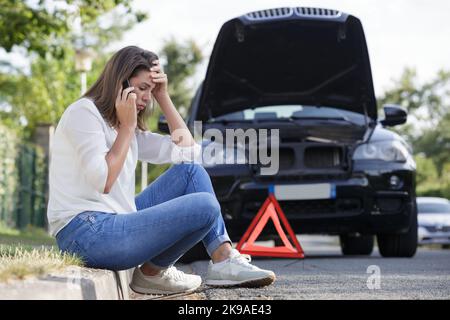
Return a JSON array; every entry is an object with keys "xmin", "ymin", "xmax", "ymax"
[
  {"xmin": 122, "ymin": 79, "xmax": 132, "ymax": 99},
  {"xmin": 122, "ymin": 79, "xmax": 130, "ymax": 90}
]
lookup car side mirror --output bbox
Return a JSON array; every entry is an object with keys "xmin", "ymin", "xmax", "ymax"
[
  {"xmin": 380, "ymin": 104, "xmax": 407, "ymax": 127},
  {"xmin": 157, "ymin": 115, "xmax": 170, "ymax": 133}
]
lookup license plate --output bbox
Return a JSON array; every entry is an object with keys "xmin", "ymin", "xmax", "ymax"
[{"xmin": 273, "ymin": 183, "xmax": 335, "ymax": 201}]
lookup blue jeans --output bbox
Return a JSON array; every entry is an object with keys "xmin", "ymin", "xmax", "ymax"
[{"xmin": 55, "ymin": 164, "xmax": 231, "ymax": 271}]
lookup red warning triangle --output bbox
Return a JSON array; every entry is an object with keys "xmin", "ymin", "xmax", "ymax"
[{"xmin": 236, "ymin": 194, "xmax": 304, "ymax": 258}]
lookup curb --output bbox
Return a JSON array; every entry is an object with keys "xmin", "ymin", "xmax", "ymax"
[
  {"xmin": 0, "ymin": 266, "xmax": 134, "ymax": 300},
  {"xmin": 0, "ymin": 263, "xmax": 205, "ymax": 300}
]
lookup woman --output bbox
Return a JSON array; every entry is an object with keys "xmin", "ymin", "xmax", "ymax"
[{"xmin": 47, "ymin": 46, "xmax": 275, "ymax": 295}]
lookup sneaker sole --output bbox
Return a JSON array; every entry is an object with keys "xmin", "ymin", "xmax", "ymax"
[
  {"xmin": 205, "ymin": 274, "xmax": 276, "ymax": 288},
  {"xmin": 129, "ymin": 283, "xmax": 201, "ymax": 295}
]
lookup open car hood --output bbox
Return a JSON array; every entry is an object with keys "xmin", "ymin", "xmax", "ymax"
[{"xmin": 197, "ymin": 7, "xmax": 377, "ymax": 122}]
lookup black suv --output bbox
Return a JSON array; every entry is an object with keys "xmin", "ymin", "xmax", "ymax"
[{"xmin": 162, "ymin": 7, "xmax": 418, "ymax": 258}]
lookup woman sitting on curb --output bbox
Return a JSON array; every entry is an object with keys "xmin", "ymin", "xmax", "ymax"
[{"xmin": 47, "ymin": 46, "xmax": 275, "ymax": 294}]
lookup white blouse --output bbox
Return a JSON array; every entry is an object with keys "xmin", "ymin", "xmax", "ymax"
[{"xmin": 46, "ymin": 97, "xmax": 201, "ymax": 236}]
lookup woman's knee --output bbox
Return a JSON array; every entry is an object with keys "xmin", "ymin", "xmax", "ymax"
[
  {"xmin": 194, "ymin": 192, "xmax": 221, "ymax": 225},
  {"xmin": 174, "ymin": 163, "xmax": 207, "ymax": 178}
]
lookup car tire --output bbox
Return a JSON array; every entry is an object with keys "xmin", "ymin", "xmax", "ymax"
[
  {"xmin": 340, "ymin": 234, "xmax": 374, "ymax": 255},
  {"xmin": 377, "ymin": 202, "xmax": 418, "ymax": 258}
]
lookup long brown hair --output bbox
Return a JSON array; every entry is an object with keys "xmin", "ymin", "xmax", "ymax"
[{"xmin": 84, "ymin": 46, "xmax": 158, "ymax": 131}]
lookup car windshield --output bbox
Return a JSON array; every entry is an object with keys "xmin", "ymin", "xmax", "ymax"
[
  {"xmin": 211, "ymin": 105, "xmax": 368, "ymax": 125},
  {"xmin": 417, "ymin": 202, "xmax": 450, "ymax": 214}
]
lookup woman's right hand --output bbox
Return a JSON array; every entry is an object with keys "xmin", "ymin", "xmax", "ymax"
[{"xmin": 115, "ymin": 86, "xmax": 137, "ymax": 130}]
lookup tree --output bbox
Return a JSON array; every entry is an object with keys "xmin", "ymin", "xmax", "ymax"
[
  {"xmin": 413, "ymin": 113, "xmax": 450, "ymax": 174},
  {"xmin": 0, "ymin": 0, "xmax": 147, "ymax": 58},
  {"xmin": 378, "ymin": 68, "xmax": 450, "ymax": 172},
  {"xmin": 378, "ymin": 68, "xmax": 450, "ymax": 197},
  {"xmin": 0, "ymin": 50, "xmax": 111, "ymax": 138},
  {"xmin": 0, "ymin": 1, "xmax": 147, "ymax": 138},
  {"xmin": 378, "ymin": 68, "xmax": 450, "ymax": 142},
  {"xmin": 414, "ymin": 154, "xmax": 438, "ymax": 185}
]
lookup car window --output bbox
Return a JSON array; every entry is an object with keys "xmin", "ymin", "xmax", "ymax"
[
  {"xmin": 213, "ymin": 105, "xmax": 368, "ymax": 125},
  {"xmin": 417, "ymin": 202, "xmax": 450, "ymax": 213}
]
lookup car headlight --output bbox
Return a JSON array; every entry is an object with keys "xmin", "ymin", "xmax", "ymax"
[{"xmin": 353, "ymin": 140, "xmax": 409, "ymax": 162}]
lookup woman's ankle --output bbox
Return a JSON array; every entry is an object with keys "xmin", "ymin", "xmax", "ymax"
[{"xmin": 211, "ymin": 242, "xmax": 233, "ymax": 264}]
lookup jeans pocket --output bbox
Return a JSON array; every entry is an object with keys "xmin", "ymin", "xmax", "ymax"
[{"xmin": 77, "ymin": 211, "xmax": 104, "ymax": 233}]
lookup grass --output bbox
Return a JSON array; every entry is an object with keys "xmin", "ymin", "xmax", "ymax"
[
  {"xmin": 0, "ymin": 245, "xmax": 84, "ymax": 282},
  {"xmin": 0, "ymin": 222, "xmax": 56, "ymax": 246},
  {"xmin": 0, "ymin": 222, "xmax": 83, "ymax": 282}
]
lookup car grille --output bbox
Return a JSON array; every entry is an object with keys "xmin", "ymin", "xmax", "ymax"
[
  {"xmin": 294, "ymin": 7, "xmax": 340, "ymax": 17},
  {"xmin": 279, "ymin": 148, "xmax": 296, "ymax": 170},
  {"xmin": 375, "ymin": 197, "xmax": 404, "ymax": 213},
  {"xmin": 243, "ymin": 198, "xmax": 362, "ymax": 219},
  {"xmin": 304, "ymin": 146, "xmax": 343, "ymax": 168},
  {"xmin": 246, "ymin": 7, "xmax": 293, "ymax": 20},
  {"xmin": 245, "ymin": 7, "xmax": 341, "ymax": 21}
]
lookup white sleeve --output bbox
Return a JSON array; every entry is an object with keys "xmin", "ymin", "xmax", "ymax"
[
  {"xmin": 63, "ymin": 105, "xmax": 109, "ymax": 193},
  {"xmin": 136, "ymin": 130, "xmax": 202, "ymax": 164}
]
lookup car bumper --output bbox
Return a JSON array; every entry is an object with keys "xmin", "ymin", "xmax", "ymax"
[
  {"xmin": 208, "ymin": 164, "xmax": 415, "ymax": 238},
  {"xmin": 418, "ymin": 227, "xmax": 450, "ymax": 245}
]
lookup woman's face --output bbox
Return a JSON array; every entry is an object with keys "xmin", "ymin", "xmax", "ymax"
[{"xmin": 129, "ymin": 69, "xmax": 156, "ymax": 113}]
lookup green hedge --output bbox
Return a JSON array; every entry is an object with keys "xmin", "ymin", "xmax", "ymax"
[
  {"xmin": 415, "ymin": 155, "xmax": 450, "ymax": 199},
  {"xmin": 0, "ymin": 125, "xmax": 47, "ymax": 229},
  {"xmin": 417, "ymin": 182, "xmax": 450, "ymax": 199}
]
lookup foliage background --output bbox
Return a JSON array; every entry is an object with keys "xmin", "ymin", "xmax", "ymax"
[
  {"xmin": 0, "ymin": 0, "xmax": 449, "ymax": 230},
  {"xmin": 0, "ymin": 124, "xmax": 47, "ymax": 229},
  {"xmin": 378, "ymin": 68, "xmax": 450, "ymax": 199}
]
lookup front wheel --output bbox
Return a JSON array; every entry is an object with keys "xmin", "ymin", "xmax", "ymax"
[
  {"xmin": 340, "ymin": 234, "xmax": 374, "ymax": 256},
  {"xmin": 377, "ymin": 203, "xmax": 418, "ymax": 258}
]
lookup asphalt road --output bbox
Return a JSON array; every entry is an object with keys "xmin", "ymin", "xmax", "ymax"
[{"xmin": 185, "ymin": 235, "xmax": 450, "ymax": 300}]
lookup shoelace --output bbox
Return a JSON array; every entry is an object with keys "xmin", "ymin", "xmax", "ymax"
[
  {"xmin": 160, "ymin": 266, "xmax": 186, "ymax": 281},
  {"xmin": 241, "ymin": 254, "xmax": 251, "ymax": 262},
  {"xmin": 230, "ymin": 253, "xmax": 255, "ymax": 269}
]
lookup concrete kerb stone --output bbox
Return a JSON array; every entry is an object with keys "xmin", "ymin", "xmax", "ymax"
[
  {"xmin": 0, "ymin": 266, "xmax": 135, "ymax": 300},
  {"xmin": 116, "ymin": 268, "xmax": 135, "ymax": 299}
]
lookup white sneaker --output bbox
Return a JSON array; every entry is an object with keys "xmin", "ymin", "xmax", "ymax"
[
  {"xmin": 130, "ymin": 266, "xmax": 202, "ymax": 295},
  {"xmin": 205, "ymin": 249, "xmax": 276, "ymax": 287}
]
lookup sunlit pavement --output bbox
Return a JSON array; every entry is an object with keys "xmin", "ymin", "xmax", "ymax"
[
  {"xmin": 130, "ymin": 235, "xmax": 450, "ymax": 300},
  {"xmin": 185, "ymin": 235, "xmax": 450, "ymax": 300}
]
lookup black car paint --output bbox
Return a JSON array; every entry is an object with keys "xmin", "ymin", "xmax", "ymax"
[
  {"xmin": 181, "ymin": 8, "xmax": 417, "ymax": 241},
  {"xmin": 197, "ymin": 9, "xmax": 377, "ymax": 121}
]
